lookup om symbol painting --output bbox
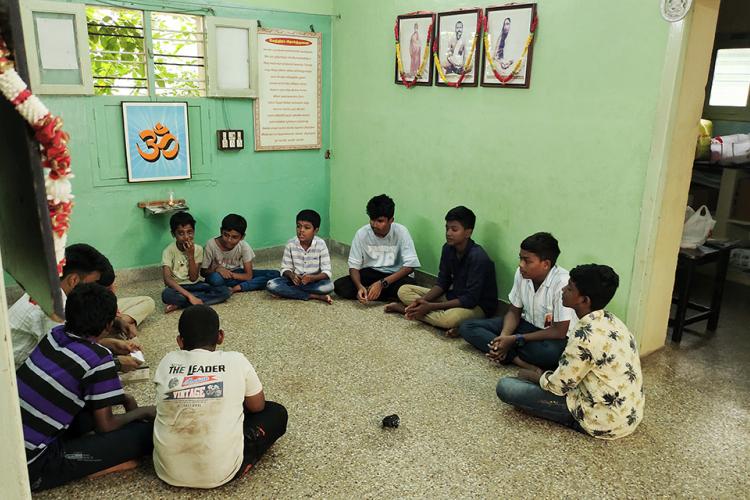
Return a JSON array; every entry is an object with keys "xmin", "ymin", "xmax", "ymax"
[{"xmin": 122, "ymin": 102, "xmax": 191, "ymax": 182}]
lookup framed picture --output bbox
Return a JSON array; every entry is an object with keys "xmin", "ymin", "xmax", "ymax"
[
  {"xmin": 122, "ymin": 102, "xmax": 191, "ymax": 182},
  {"xmin": 394, "ymin": 12, "xmax": 435, "ymax": 87},
  {"xmin": 480, "ymin": 3, "xmax": 537, "ymax": 88},
  {"xmin": 435, "ymin": 8, "xmax": 482, "ymax": 87}
]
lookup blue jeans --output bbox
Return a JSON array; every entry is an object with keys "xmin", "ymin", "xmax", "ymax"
[
  {"xmin": 205, "ymin": 268, "xmax": 280, "ymax": 292},
  {"xmin": 458, "ymin": 316, "xmax": 567, "ymax": 370},
  {"xmin": 161, "ymin": 282, "xmax": 231, "ymax": 309},
  {"xmin": 496, "ymin": 377, "xmax": 582, "ymax": 431},
  {"xmin": 267, "ymin": 277, "xmax": 334, "ymax": 300}
]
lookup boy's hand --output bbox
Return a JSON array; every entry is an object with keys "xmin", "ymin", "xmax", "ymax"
[
  {"xmin": 357, "ymin": 286, "xmax": 368, "ymax": 304},
  {"xmin": 487, "ymin": 335, "xmax": 514, "ymax": 361},
  {"xmin": 122, "ymin": 393, "xmax": 138, "ymax": 411},
  {"xmin": 300, "ymin": 274, "xmax": 315, "ymax": 285},
  {"xmin": 139, "ymin": 405, "xmax": 157, "ymax": 421},
  {"xmin": 119, "ymin": 315, "xmax": 139, "ymax": 339},
  {"xmin": 188, "ymin": 295, "xmax": 204, "ymax": 305},
  {"xmin": 366, "ymin": 281, "xmax": 383, "ymax": 301},
  {"xmin": 184, "ymin": 240, "xmax": 195, "ymax": 258},
  {"xmin": 217, "ymin": 267, "xmax": 233, "ymax": 279},
  {"xmin": 118, "ymin": 355, "xmax": 143, "ymax": 373},
  {"xmin": 405, "ymin": 299, "xmax": 431, "ymax": 320},
  {"xmin": 291, "ymin": 274, "xmax": 302, "ymax": 286}
]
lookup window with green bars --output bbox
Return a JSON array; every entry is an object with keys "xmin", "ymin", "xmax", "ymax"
[{"xmin": 86, "ymin": 6, "xmax": 206, "ymax": 97}]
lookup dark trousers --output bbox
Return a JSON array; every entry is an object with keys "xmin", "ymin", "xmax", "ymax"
[
  {"xmin": 458, "ymin": 316, "xmax": 567, "ymax": 371},
  {"xmin": 333, "ymin": 268, "xmax": 416, "ymax": 301},
  {"xmin": 234, "ymin": 401, "xmax": 288, "ymax": 479},
  {"xmin": 27, "ymin": 417, "xmax": 154, "ymax": 492},
  {"xmin": 161, "ymin": 282, "xmax": 231, "ymax": 309},
  {"xmin": 496, "ymin": 377, "xmax": 583, "ymax": 433}
]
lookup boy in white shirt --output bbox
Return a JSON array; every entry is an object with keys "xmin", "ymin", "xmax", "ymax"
[
  {"xmin": 201, "ymin": 213, "xmax": 280, "ymax": 293},
  {"xmin": 497, "ymin": 264, "xmax": 644, "ymax": 440},
  {"xmin": 333, "ymin": 194, "xmax": 421, "ymax": 303},
  {"xmin": 458, "ymin": 232, "xmax": 575, "ymax": 371},
  {"xmin": 267, "ymin": 209, "xmax": 334, "ymax": 303},
  {"xmin": 153, "ymin": 305, "xmax": 288, "ymax": 488}
]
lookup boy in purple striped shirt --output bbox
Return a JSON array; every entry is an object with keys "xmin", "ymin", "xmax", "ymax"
[{"xmin": 17, "ymin": 283, "xmax": 155, "ymax": 492}]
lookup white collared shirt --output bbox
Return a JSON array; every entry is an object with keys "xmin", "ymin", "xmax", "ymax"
[
  {"xmin": 280, "ymin": 236, "xmax": 332, "ymax": 279},
  {"xmin": 508, "ymin": 266, "xmax": 575, "ymax": 330},
  {"xmin": 9, "ymin": 292, "xmax": 66, "ymax": 369}
]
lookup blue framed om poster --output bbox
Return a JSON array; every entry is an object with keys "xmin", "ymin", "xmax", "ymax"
[{"xmin": 122, "ymin": 102, "xmax": 191, "ymax": 182}]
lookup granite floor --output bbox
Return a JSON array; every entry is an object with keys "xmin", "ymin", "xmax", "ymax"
[{"xmin": 33, "ymin": 256, "xmax": 749, "ymax": 499}]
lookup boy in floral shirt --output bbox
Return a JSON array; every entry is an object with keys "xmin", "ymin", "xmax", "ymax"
[{"xmin": 496, "ymin": 264, "xmax": 644, "ymax": 439}]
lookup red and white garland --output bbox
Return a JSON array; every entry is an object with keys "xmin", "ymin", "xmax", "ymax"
[{"xmin": 0, "ymin": 36, "xmax": 73, "ymax": 275}]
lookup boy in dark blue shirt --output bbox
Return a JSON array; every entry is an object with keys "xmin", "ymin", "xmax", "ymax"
[{"xmin": 385, "ymin": 206, "xmax": 497, "ymax": 336}]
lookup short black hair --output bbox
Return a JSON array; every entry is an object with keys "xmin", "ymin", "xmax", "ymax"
[
  {"xmin": 63, "ymin": 244, "xmax": 110, "ymax": 279},
  {"xmin": 170, "ymin": 211, "xmax": 195, "ymax": 233},
  {"xmin": 445, "ymin": 206, "xmax": 475, "ymax": 229},
  {"xmin": 178, "ymin": 305, "xmax": 221, "ymax": 350},
  {"xmin": 297, "ymin": 209, "xmax": 321, "ymax": 229},
  {"xmin": 569, "ymin": 264, "xmax": 620, "ymax": 311},
  {"xmin": 221, "ymin": 213, "xmax": 247, "ymax": 235},
  {"xmin": 520, "ymin": 232, "xmax": 561, "ymax": 266},
  {"xmin": 366, "ymin": 194, "xmax": 395, "ymax": 220},
  {"xmin": 64, "ymin": 283, "xmax": 117, "ymax": 338},
  {"xmin": 97, "ymin": 260, "xmax": 116, "ymax": 288}
]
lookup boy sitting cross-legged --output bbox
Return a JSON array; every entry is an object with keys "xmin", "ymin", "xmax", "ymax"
[
  {"xmin": 385, "ymin": 206, "xmax": 497, "ymax": 336},
  {"xmin": 201, "ymin": 213, "xmax": 280, "ymax": 293},
  {"xmin": 267, "ymin": 209, "xmax": 334, "ymax": 303},
  {"xmin": 18, "ymin": 283, "xmax": 156, "ymax": 492},
  {"xmin": 496, "ymin": 264, "xmax": 644, "ymax": 440},
  {"xmin": 333, "ymin": 194, "xmax": 421, "ymax": 303},
  {"xmin": 153, "ymin": 305, "xmax": 288, "ymax": 489},
  {"xmin": 161, "ymin": 211, "xmax": 231, "ymax": 313},
  {"xmin": 458, "ymin": 232, "xmax": 576, "ymax": 371}
]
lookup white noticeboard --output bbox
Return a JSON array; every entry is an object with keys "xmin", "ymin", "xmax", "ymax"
[{"xmin": 254, "ymin": 29, "xmax": 322, "ymax": 151}]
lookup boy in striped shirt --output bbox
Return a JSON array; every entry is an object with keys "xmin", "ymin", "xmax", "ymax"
[
  {"xmin": 267, "ymin": 209, "xmax": 334, "ymax": 304},
  {"xmin": 17, "ymin": 283, "xmax": 155, "ymax": 492}
]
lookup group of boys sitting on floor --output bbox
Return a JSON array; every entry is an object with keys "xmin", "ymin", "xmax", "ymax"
[{"xmin": 8, "ymin": 192, "xmax": 643, "ymax": 492}]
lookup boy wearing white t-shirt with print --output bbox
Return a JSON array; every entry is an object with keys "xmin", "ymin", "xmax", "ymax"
[
  {"xmin": 458, "ymin": 232, "xmax": 576, "ymax": 371},
  {"xmin": 153, "ymin": 305, "xmax": 287, "ymax": 488}
]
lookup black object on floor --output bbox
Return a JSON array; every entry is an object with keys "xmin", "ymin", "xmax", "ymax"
[{"xmin": 382, "ymin": 414, "xmax": 400, "ymax": 428}]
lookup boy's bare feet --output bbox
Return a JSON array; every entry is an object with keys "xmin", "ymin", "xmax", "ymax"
[
  {"xmin": 231, "ymin": 285, "xmax": 242, "ymax": 293},
  {"xmin": 164, "ymin": 304, "xmax": 179, "ymax": 314},
  {"xmin": 310, "ymin": 294, "xmax": 333, "ymax": 304},
  {"xmin": 445, "ymin": 327, "xmax": 460, "ymax": 338},
  {"xmin": 384, "ymin": 302, "xmax": 406, "ymax": 314},
  {"xmin": 86, "ymin": 459, "xmax": 139, "ymax": 479}
]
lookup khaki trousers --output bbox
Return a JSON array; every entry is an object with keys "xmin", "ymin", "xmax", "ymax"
[
  {"xmin": 118, "ymin": 296, "xmax": 155, "ymax": 325},
  {"xmin": 397, "ymin": 285, "xmax": 485, "ymax": 330}
]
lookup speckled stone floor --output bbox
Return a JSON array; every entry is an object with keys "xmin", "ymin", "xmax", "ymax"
[{"xmin": 33, "ymin": 256, "xmax": 749, "ymax": 498}]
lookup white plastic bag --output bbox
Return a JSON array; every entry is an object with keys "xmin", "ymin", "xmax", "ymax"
[{"xmin": 680, "ymin": 205, "xmax": 715, "ymax": 249}]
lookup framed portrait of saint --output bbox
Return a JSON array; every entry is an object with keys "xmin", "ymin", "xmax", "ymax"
[
  {"xmin": 122, "ymin": 102, "xmax": 191, "ymax": 182},
  {"xmin": 435, "ymin": 8, "xmax": 482, "ymax": 87},
  {"xmin": 480, "ymin": 3, "xmax": 537, "ymax": 88},
  {"xmin": 394, "ymin": 12, "xmax": 435, "ymax": 87}
]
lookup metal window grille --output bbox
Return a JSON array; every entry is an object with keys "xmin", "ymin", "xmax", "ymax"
[{"xmin": 151, "ymin": 12, "xmax": 206, "ymax": 97}]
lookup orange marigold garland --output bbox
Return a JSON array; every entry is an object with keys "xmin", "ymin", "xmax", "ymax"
[
  {"xmin": 0, "ymin": 35, "xmax": 73, "ymax": 275},
  {"xmin": 483, "ymin": 14, "xmax": 538, "ymax": 85}
]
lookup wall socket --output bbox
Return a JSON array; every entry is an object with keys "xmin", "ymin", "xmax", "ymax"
[{"xmin": 217, "ymin": 129, "xmax": 244, "ymax": 150}]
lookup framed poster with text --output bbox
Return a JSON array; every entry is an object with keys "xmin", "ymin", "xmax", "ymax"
[{"xmin": 254, "ymin": 28, "xmax": 322, "ymax": 151}]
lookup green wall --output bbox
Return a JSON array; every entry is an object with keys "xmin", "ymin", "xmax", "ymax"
[
  {"xmin": 328, "ymin": 0, "xmax": 671, "ymax": 317},
  {"xmin": 46, "ymin": 0, "xmax": 333, "ymax": 270}
]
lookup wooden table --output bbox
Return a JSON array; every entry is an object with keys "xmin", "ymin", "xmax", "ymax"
[{"xmin": 669, "ymin": 241, "xmax": 740, "ymax": 343}]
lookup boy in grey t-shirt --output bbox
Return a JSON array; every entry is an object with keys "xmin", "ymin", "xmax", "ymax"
[{"xmin": 201, "ymin": 214, "xmax": 279, "ymax": 292}]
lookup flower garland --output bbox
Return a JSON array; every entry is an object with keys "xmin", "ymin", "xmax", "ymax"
[
  {"xmin": 433, "ymin": 11, "xmax": 483, "ymax": 88},
  {"xmin": 483, "ymin": 15, "xmax": 538, "ymax": 85},
  {"xmin": 394, "ymin": 15, "xmax": 434, "ymax": 89},
  {"xmin": 0, "ymin": 36, "xmax": 73, "ymax": 275}
]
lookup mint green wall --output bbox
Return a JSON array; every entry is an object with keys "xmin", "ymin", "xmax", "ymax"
[
  {"xmin": 45, "ymin": 0, "xmax": 332, "ymax": 271},
  {"xmin": 329, "ymin": 1, "xmax": 671, "ymax": 316}
]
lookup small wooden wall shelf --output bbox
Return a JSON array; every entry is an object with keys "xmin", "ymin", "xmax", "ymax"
[{"xmin": 137, "ymin": 199, "xmax": 188, "ymax": 215}]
